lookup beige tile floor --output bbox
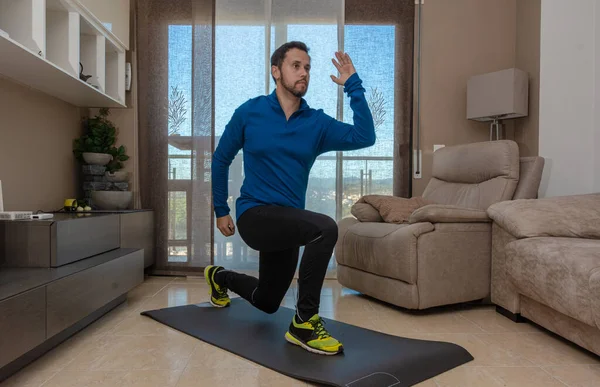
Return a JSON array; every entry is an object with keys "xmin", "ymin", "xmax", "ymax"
[{"xmin": 4, "ymin": 276, "xmax": 600, "ymax": 386}]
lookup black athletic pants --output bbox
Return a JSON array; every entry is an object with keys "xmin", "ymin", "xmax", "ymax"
[{"xmin": 215, "ymin": 205, "xmax": 338, "ymax": 321}]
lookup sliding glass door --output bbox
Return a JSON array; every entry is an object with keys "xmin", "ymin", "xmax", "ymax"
[{"xmin": 212, "ymin": 1, "xmax": 397, "ymax": 276}]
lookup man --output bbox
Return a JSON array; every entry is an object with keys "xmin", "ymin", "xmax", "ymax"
[{"xmin": 206, "ymin": 41, "xmax": 375, "ymax": 356}]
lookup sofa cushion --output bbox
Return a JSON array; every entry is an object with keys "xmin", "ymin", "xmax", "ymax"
[
  {"xmin": 487, "ymin": 193, "xmax": 600, "ymax": 239},
  {"xmin": 506, "ymin": 237, "xmax": 600, "ymax": 328},
  {"xmin": 350, "ymin": 203, "xmax": 383, "ymax": 222},
  {"xmin": 336, "ymin": 221, "xmax": 434, "ymax": 284}
]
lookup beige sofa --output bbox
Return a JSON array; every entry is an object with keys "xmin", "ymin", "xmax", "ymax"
[
  {"xmin": 335, "ymin": 140, "xmax": 544, "ymax": 310},
  {"xmin": 487, "ymin": 193, "xmax": 600, "ymax": 356}
]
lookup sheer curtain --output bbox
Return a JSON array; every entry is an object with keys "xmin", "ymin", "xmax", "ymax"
[
  {"xmin": 212, "ymin": 0, "xmax": 267, "ymax": 273},
  {"xmin": 137, "ymin": 0, "xmax": 215, "ymax": 274},
  {"xmin": 344, "ymin": 0, "xmax": 414, "ymax": 200}
]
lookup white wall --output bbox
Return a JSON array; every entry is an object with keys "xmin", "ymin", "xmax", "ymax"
[{"xmin": 538, "ymin": 0, "xmax": 599, "ymax": 197}]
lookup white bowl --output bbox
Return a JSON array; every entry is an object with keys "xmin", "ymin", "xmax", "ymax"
[
  {"xmin": 91, "ymin": 191, "xmax": 132, "ymax": 210},
  {"xmin": 83, "ymin": 152, "xmax": 113, "ymax": 165}
]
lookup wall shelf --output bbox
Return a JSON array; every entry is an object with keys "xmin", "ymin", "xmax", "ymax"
[{"xmin": 0, "ymin": 0, "xmax": 127, "ymax": 108}]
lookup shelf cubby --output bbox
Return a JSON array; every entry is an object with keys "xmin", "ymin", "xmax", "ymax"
[
  {"xmin": 80, "ymin": 18, "xmax": 105, "ymax": 93},
  {"xmin": 105, "ymin": 41, "xmax": 125, "ymax": 104},
  {"xmin": 45, "ymin": 0, "xmax": 79, "ymax": 77},
  {"xmin": 0, "ymin": 0, "xmax": 46, "ymax": 56}
]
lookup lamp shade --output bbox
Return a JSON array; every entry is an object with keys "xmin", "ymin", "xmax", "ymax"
[{"xmin": 467, "ymin": 68, "xmax": 529, "ymax": 122}]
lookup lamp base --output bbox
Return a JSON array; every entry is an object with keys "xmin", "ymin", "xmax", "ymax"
[{"xmin": 490, "ymin": 118, "xmax": 503, "ymax": 141}]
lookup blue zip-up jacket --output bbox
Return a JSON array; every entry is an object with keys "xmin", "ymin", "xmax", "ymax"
[{"xmin": 212, "ymin": 72, "xmax": 375, "ymax": 220}]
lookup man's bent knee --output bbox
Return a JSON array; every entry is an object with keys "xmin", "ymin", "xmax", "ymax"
[
  {"xmin": 256, "ymin": 302, "xmax": 280, "ymax": 314},
  {"xmin": 318, "ymin": 216, "xmax": 338, "ymax": 245}
]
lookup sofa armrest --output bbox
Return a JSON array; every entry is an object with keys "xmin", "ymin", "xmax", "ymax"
[
  {"xmin": 338, "ymin": 216, "xmax": 359, "ymax": 235},
  {"xmin": 409, "ymin": 204, "xmax": 490, "ymax": 224},
  {"xmin": 487, "ymin": 193, "xmax": 600, "ymax": 238}
]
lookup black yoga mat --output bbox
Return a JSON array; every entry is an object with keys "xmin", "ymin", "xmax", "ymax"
[{"xmin": 141, "ymin": 298, "xmax": 473, "ymax": 387}]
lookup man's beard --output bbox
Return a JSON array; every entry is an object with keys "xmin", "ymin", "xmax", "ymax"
[{"xmin": 281, "ymin": 72, "xmax": 308, "ymax": 97}]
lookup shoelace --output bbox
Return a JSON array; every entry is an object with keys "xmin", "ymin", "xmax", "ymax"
[
  {"xmin": 213, "ymin": 269, "xmax": 228, "ymax": 298},
  {"xmin": 216, "ymin": 286, "xmax": 228, "ymax": 298},
  {"xmin": 309, "ymin": 317, "xmax": 330, "ymax": 339}
]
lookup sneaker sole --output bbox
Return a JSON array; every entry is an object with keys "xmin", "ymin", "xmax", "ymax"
[
  {"xmin": 204, "ymin": 266, "xmax": 230, "ymax": 308},
  {"xmin": 209, "ymin": 298, "xmax": 230, "ymax": 308},
  {"xmin": 284, "ymin": 332, "xmax": 343, "ymax": 356}
]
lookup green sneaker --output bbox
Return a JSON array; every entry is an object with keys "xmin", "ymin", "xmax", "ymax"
[
  {"xmin": 204, "ymin": 265, "xmax": 231, "ymax": 308},
  {"xmin": 285, "ymin": 314, "xmax": 343, "ymax": 355}
]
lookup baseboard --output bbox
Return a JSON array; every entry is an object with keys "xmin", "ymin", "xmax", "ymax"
[{"xmin": 495, "ymin": 305, "xmax": 527, "ymax": 323}]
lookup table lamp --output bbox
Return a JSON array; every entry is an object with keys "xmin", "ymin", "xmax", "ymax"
[{"xmin": 467, "ymin": 68, "xmax": 529, "ymax": 140}]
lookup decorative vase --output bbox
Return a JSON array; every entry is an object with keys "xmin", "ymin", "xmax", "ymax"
[
  {"xmin": 91, "ymin": 191, "xmax": 133, "ymax": 210},
  {"xmin": 82, "ymin": 152, "xmax": 113, "ymax": 165}
]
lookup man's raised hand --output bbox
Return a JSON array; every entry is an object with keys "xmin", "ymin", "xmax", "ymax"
[{"xmin": 330, "ymin": 51, "xmax": 356, "ymax": 86}]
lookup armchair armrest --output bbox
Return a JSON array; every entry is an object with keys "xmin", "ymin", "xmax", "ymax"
[
  {"xmin": 350, "ymin": 203, "xmax": 383, "ymax": 222},
  {"xmin": 487, "ymin": 193, "xmax": 600, "ymax": 238},
  {"xmin": 409, "ymin": 204, "xmax": 490, "ymax": 224}
]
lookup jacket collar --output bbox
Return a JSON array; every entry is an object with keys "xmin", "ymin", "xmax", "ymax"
[{"xmin": 267, "ymin": 89, "xmax": 309, "ymax": 113}]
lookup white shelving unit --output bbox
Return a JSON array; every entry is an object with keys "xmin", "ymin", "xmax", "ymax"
[{"xmin": 0, "ymin": 0, "xmax": 126, "ymax": 108}]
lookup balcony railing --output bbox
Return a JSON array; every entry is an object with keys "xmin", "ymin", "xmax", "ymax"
[{"xmin": 166, "ymin": 141, "xmax": 393, "ymax": 265}]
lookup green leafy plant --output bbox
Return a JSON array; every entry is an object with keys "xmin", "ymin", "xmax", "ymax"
[
  {"xmin": 73, "ymin": 108, "xmax": 130, "ymax": 172},
  {"xmin": 107, "ymin": 144, "xmax": 129, "ymax": 172}
]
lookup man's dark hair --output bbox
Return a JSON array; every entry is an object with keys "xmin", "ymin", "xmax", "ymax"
[{"xmin": 270, "ymin": 41, "xmax": 309, "ymax": 83}]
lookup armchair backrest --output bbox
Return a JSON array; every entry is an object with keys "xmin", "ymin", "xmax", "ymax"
[{"xmin": 422, "ymin": 140, "xmax": 519, "ymax": 210}]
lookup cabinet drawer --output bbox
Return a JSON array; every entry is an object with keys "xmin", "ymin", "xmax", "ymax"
[
  {"xmin": 46, "ymin": 249, "xmax": 143, "ymax": 338},
  {"xmin": 0, "ymin": 288, "xmax": 46, "ymax": 368},
  {"xmin": 1, "ymin": 214, "xmax": 121, "ymax": 268},
  {"xmin": 54, "ymin": 215, "xmax": 120, "ymax": 267}
]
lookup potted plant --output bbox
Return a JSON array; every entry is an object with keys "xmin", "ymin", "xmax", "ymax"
[
  {"xmin": 73, "ymin": 108, "xmax": 129, "ymax": 170},
  {"xmin": 74, "ymin": 108, "xmax": 133, "ymax": 210}
]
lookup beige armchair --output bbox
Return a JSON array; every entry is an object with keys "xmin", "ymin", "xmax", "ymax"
[{"xmin": 335, "ymin": 140, "xmax": 545, "ymax": 310}]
